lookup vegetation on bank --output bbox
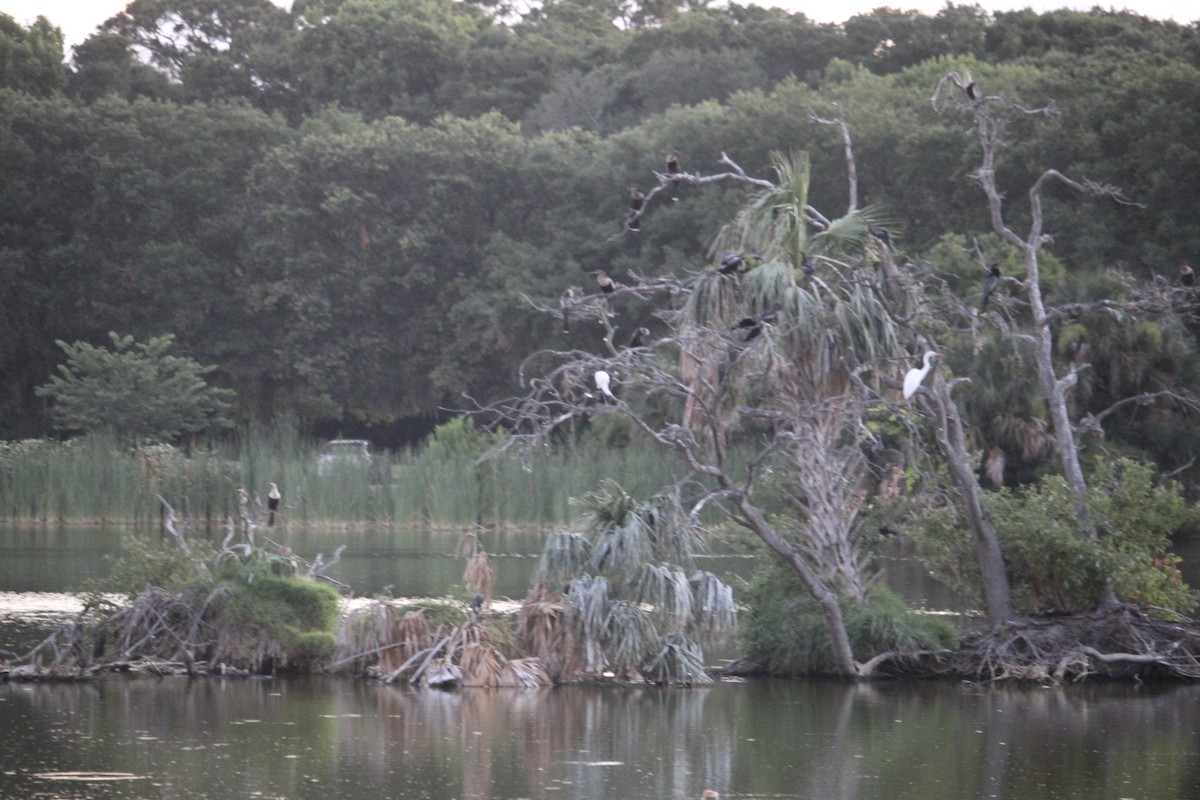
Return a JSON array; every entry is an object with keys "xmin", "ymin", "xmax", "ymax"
[{"xmin": 0, "ymin": 418, "xmax": 698, "ymax": 528}]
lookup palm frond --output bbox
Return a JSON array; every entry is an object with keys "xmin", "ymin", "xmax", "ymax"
[
  {"xmin": 606, "ymin": 600, "xmax": 659, "ymax": 674},
  {"xmin": 642, "ymin": 633, "xmax": 712, "ymax": 685},
  {"xmin": 689, "ymin": 570, "xmax": 737, "ymax": 644},
  {"xmin": 634, "ymin": 563, "xmax": 694, "ymax": 632},
  {"xmin": 536, "ymin": 531, "xmax": 592, "ymax": 584}
]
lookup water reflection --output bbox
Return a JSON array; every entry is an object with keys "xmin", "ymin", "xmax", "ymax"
[{"xmin": 1, "ymin": 677, "xmax": 1199, "ymax": 800}]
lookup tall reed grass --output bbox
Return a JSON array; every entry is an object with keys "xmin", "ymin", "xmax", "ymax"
[{"xmin": 0, "ymin": 423, "xmax": 702, "ymax": 529}]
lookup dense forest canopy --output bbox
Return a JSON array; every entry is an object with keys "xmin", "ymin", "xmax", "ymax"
[{"xmin": 2, "ymin": 1, "xmax": 1200, "ymax": 487}]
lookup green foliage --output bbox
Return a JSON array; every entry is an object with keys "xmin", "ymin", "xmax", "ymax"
[
  {"xmin": 84, "ymin": 533, "xmax": 214, "ymax": 601},
  {"xmin": 0, "ymin": 13, "xmax": 66, "ymax": 95},
  {"xmin": 911, "ymin": 459, "xmax": 1198, "ymax": 615},
  {"xmin": 221, "ymin": 575, "xmax": 342, "ymax": 635},
  {"xmin": 739, "ymin": 564, "xmax": 955, "ymax": 675},
  {"xmin": 36, "ymin": 332, "xmax": 235, "ymax": 444}
]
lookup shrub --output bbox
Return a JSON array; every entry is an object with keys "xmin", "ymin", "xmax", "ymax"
[
  {"xmin": 739, "ymin": 562, "xmax": 956, "ymax": 675},
  {"xmin": 910, "ymin": 458, "xmax": 1198, "ymax": 615}
]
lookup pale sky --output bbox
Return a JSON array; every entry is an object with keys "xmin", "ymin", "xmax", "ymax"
[{"xmin": 3, "ymin": 0, "xmax": 1196, "ymax": 54}]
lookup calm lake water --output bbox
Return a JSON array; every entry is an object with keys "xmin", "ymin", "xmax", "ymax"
[
  {"xmin": 3, "ymin": 525, "xmax": 1200, "ymax": 800},
  {"xmin": 2, "ymin": 676, "xmax": 1199, "ymax": 800}
]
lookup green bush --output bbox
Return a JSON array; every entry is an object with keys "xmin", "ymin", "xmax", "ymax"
[
  {"xmin": 911, "ymin": 458, "xmax": 1198, "ymax": 615},
  {"xmin": 739, "ymin": 563, "xmax": 956, "ymax": 675},
  {"xmin": 84, "ymin": 533, "xmax": 215, "ymax": 601}
]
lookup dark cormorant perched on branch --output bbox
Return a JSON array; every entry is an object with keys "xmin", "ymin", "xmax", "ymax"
[
  {"xmin": 734, "ymin": 308, "xmax": 779, "ymax": 341},
  {"xmin": 627, "ymin": 185, "xmax": 645, "ymax": 231},
  {"xmin": 1180, "ymin": 264, "xmax": 1195, "ymax": 287},
  {"xmin": 718, "ymin": 253, "xmax": 744, "ymax": 275},
  {"xmin": 559, "ymin": 286, "xmax": 575, "ymax": 333},
  {"xmin": 591, "ymin": 269, "xmax": 616, "ymax": 315},
  {"xmin": 980, "ymin": 264, "xmax": 1001, "ymax": 312},
  {"xmin": 628, "ymin": 327, "xmax": 650, "ymax": 348},
  {"xmin": 666, "ymin": 149, "xmax": 681, "ymax": 201}
]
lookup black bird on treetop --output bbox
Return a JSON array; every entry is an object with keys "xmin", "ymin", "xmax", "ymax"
[
  {"xmin": 980, "ymin": 263, "xmax": 1001, "ymax": 312},
  {"xmin": 718, "ymin": 253, "xmax": 744, "ymax": 275},
  {"xmin": 627, "ymin": 185, "xmax": 645, "ymax": 231},
  {"xmin": 1180, "ymin": 264, "xmax": 1195, "ymax": 287},
  {"xmin": 628, "ymin": 327, "xmax": 650, "ymax": 348},
  {"xmin": 870, "ymin": 226, "xmax": 892, "ymax": 248},
  {"xmin": 734, "ymin": 308, "xmax": 779, "ymax": 342},
  {"xmin": 666, "ymin": 149, "xmax": 681, "ymax": 201},
  {"xmin": 559, "ymin": 286, "xmax": 575, "ymax": 333}
]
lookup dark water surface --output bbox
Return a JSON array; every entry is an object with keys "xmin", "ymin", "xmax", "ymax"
[
  {"xmin": 2, "ymin": 676, "xmax": 1199, "ymax": 800},
  {"xmin": 4, "ymin": 526, "xmax": 1200, "ymax": 800}
]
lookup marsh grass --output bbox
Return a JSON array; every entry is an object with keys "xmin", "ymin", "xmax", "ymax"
[{"xmin": 0, "ymin": 423, "xmax": 701, "ymax": 528}]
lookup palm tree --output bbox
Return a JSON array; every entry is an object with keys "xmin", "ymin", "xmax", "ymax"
[{"xmin": 677, "ymin": 150, "xmax": 906, "ymax": 672}]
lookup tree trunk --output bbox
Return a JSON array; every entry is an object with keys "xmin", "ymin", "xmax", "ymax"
[
  {"xmin": 736, "ymin": 497, "xmax": 860, "ymax": 676},
  {"xmin": 925, "ymin": 375, "xmax": 1012, "ymax": 622}
]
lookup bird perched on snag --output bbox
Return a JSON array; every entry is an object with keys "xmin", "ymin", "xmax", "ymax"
[
  {"xmin": 267, "ymin": 482, "xmax": 281, "ymax": 526},
  {"xmin": 627, "ymin": 185, "xmax": 645, "ymax": 231},
  {"xmin": 666, "ymin": 149, "xmax": 681, "ymax": 201}
]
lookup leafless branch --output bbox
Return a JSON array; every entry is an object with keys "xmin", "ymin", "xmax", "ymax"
[{"xmin": 809, "ymin": 107, "xmax": 858, "ymax": 213}]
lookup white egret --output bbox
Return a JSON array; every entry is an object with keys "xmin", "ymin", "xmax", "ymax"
[
  {"xmin": 594, "ymin": 370, "xmax": 615, "ymax": 400},
  {"xmin": 902, "ymin": 351, "xmax": 940, "ymax": 400}
]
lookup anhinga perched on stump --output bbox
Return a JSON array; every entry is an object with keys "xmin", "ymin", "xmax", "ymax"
[{"xmin": 268, "ymin": 482, "xmax": 281, "ymax": 526}]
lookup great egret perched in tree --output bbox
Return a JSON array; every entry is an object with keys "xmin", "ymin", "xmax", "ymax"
[
  {"xmin": 594, "ymin": 369, "xmax": 615, "ymax": 400},
  {"xmin": 267, "ymin": 482, "xmax": 281, "ymax": 526},
  {"xmin": 902, "ymin": 351, "xmax": 940, "ymax": 399}
]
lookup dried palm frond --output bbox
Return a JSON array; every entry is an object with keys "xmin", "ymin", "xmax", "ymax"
[
  {"xmin": 460, "ymin": 641, "xmax": 506, "ymax": 687},
  {"xmin": 498, "ymin": 657, "xmax": 552, "ymax": 688},
  {"xmin": 464, "ymin": 551, "xmax": 495, "ymax": 605},
  {"xmin": 517, "ymin": 583, "xmax": 565, "ymax": 657}
]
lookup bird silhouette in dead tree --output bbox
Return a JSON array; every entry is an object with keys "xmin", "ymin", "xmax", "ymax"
[
  {"xmin": 559, "ymin": 286, "xmax": 575, "ymax": 333},
  {"xmin": 627, "ymin": 185, "xmax": 645, "ymax": 231},
  {"xmin": 591, "ymin": 269, "xmax": 616, "ymax": 316},
  {"xmin": 666, "ymin": 149, "xmax": 681, "ymax": 201},
  {"xmin": 980, "ymin": 263, "xmax": 1001, "ymax": 312}
]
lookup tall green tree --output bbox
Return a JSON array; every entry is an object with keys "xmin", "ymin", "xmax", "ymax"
[
  {"xmin": 36, "ymin": 332, "xmax": 234, "ymax": 443},
  {"xmin": 0, "ymin": 14, "xmax": 66, "ymax": 96}
]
